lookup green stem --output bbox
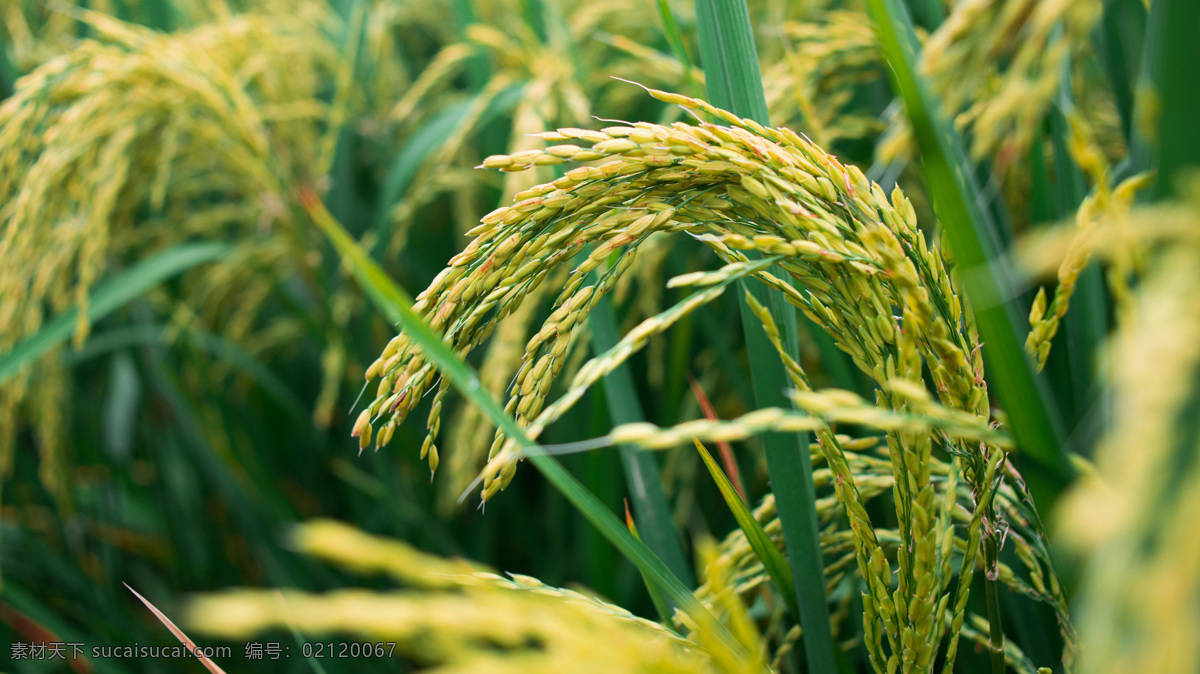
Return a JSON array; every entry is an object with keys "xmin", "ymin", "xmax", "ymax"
[{"xmin": 984, "ymin": 534, "xmax": 1006, "ymax": 674}]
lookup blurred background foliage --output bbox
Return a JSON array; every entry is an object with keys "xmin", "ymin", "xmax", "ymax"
[{"xmin": 0, "ymin": 0, "xmax": 1194, "ymax": 671}]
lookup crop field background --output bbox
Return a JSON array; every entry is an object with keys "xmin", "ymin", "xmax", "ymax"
[{"xmin": 0, "ymin": 0, "xmax": 1197, "ymax": 672}]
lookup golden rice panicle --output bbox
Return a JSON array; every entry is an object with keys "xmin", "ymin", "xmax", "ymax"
[
  {"xmin": 373, "ymin": 0, "xmax": 696, "ymax": 257},
  {"xmin": 362, "ymin": 87, "xmax": 994, "ymax": 491},
  {"xmin": 766, "ymin": 11, "xmax": 883, "ymax": 148},
  {"xmin": 290, "ymin": 518, "xmax": 488, "ymax": 588},
  {"xmin": 439, "ymin": 282, "xmax": 553, "ymax": 512},
  {"xmin": 0, "ymin": 5, "xmax": 357, "ymax": 498},
  {"xmin": 696, "ymin": 442, "xmax": 1073, "ymax": 673},
  {"xmin": 355, "ymin": 88, "xmax": 1061, "ymax": 673},
  {"xmin": 879, "ymin": 0, "xmax": 1101, "ymax": 170},
  {"xmin": 187, "ymin": 520, "xmax": 732, "ymax": 673}
]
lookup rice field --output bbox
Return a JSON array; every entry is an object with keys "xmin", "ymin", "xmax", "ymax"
[{"xmin": 1, "ymin": 0, "xmax": 1197, "ymax": 672}]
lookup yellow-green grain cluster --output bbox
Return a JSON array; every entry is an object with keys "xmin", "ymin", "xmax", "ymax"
[
  {"xmin": 689, "ymin": 436, "xmax": 1072, "ymax": 673},
  {"xmin": 1025, "ymin": 119, "xmax": 1153, "ymax": 369},
  {"xmin": 879, "ymin": 0, "xmax": 1101, "ymax": 169},
  {"xmin": 360, "ymin": 87, "xmax": 1069, "ymax": 673},
  {"xmin": 766, "ymin": 11, "xmax": 883, "ymax": 148},
  {"xmin": 0, "ymin": 6, "xmax": 351, "ymax": 501}
]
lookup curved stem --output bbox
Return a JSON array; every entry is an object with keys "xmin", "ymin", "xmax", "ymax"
[{"xmin": 984, "ymin": 532, "xmax": 1006, "ymax": 674}]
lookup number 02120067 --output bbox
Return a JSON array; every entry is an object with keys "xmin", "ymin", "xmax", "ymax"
[{"xmin": 301, "ymin": 642, "xmax": 398, "ymax": 658}]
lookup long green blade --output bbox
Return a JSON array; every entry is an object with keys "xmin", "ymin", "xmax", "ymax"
[
  {"xmin": 694, "ymin": 439, "xmax": 798, "ymax": 617},
  {"xmin": 0, "ymin": 28, "xmax": 14, "ymax": 101},
  {"xmin": 0, "ymin": 242, "xmax": 231, "ymax": 385},
  {"xmin": 300, "ymin": 188, "xmax": 749, "ymax": 662},
  {"xmin": 693, "ymin": 1, "xmax": 838, "ymax": 672},
  {"xmin": 862, "ymin": 0, "xmax": 1072, "ymax": 493},
  {"xmin": 623, "ymin": 500, "xmax": 675, "ymax": 623},
  {"xmin": 1041, "ymin": 69, "xmax": 1107, "ymax": 446},
  {"xmin": 655, "ymin": 0, "xmax": 702, "ymax": 97},
  {"xmin": 63, "ymin": 325, "xmax": 311, "ymax": 429},
  {"xmin": 1148, "ymin": 0, "xmax": 1200, "ymax": 199},
  {"xmin": 1096, "ymin": 0, "xmax": 1146, "ymax": 144}
]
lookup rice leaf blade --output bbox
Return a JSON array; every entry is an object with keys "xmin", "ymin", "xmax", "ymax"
[
  {"xmin": 1097, "ymin": 0, "xmax": 1146, "ymax": 143},
  {"xmin": 656, "ymin": 0, "xmax": 702, "ymax": 96},
  {"xmin": 371, "ymin": 84, "xmax": 524, "ymax": 257},
  {"xmin": 125, "ymin": 583, "xmax": 228, "ymax": 674},
  {"xmin": 0, "ymin": 29, "xmax": 14, "ymax": 100},
  {"xmin": 1148, "ymin": 0, "xmax": 1200, "ymax": 198},
  {"xmin": 624, "ymin": 500, "xmax": 674, "ymax": 623},
  {"xmin": 1049, "ymin": 88, "xmax": 1107, "ymax": 441},
  {"xmin": 590, "ymin": 292, "xmax": 695, "ymax": 587}
]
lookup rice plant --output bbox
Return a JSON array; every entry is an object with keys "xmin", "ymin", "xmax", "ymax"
[{"xmin": 1, "ymin": 0, "xmax": 1197, "ymax": 673}]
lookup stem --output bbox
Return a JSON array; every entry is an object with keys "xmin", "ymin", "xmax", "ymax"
[{"xmin": 984, "ymin": 531, "xmax": 1006, "ymax": 674}]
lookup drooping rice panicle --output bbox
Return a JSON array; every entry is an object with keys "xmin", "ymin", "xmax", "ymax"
[
  {"xmin": 360, "ymin": 86, "xmax": 1058, "ymax": 673},
  {"xmin": 0, "ymin": 6, "xmax": 344, "ymax": 500}
]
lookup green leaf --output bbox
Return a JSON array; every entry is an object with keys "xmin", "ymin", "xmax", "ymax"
[
  {"xmin": 1147, "ymin": 0, "xmax": 1200, "ymax": 199},
  {"xmin": 64, "ymin": 324, "xmax": 311, "ymax": 430},
  {"xmin": 694, "ymin": 439, "xmax": 798, "ymax": 617},
  {"xmin": 1, "ymin": 583, "xmax": 134, "ymax": 674},
  {"xmin": 655, "ymin": 0, "xmax": 703, "ymax": 97},
  {"xmin": 1096, "ymin": 0, "xmax": 1146, "ymax": 144},
  {"xmin": 452, "ymin": 0, "xmax": 491, "ymax": 90},
  {"xmin": 102, "ymin": 353, "xmax": 141, "ymax": 463},
  {"xmin": 300, "ymin": 188, "xmax": 750, "ymax": 663},
  {"xmin": 1049, "ymin": 81, "xmax": 1107, "ymax": 443},
  {"xmin": 0, "ymin": 242, "xmax": 231, "ymax": 386},
  {"xmin": 693, "ymin": 2, "xmax": 838, "ymax": 672},
  {"xmin": 693, "ymin": 0, "xmax": 768, "ymax": 121},
  {"xmin": 623, "ymin": 499, "xmax": 674, "ymax": 624},
  {"xmin": 903, "ymin": 0, "xmax": 944, "ymax": 30},
  {"xmin": 861, "ymin": 0, "xmax": 1072, "ymax": 495},
  {"xmin": 0, "ymin": 25, "xmax": 15, "ymax": 100}
]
